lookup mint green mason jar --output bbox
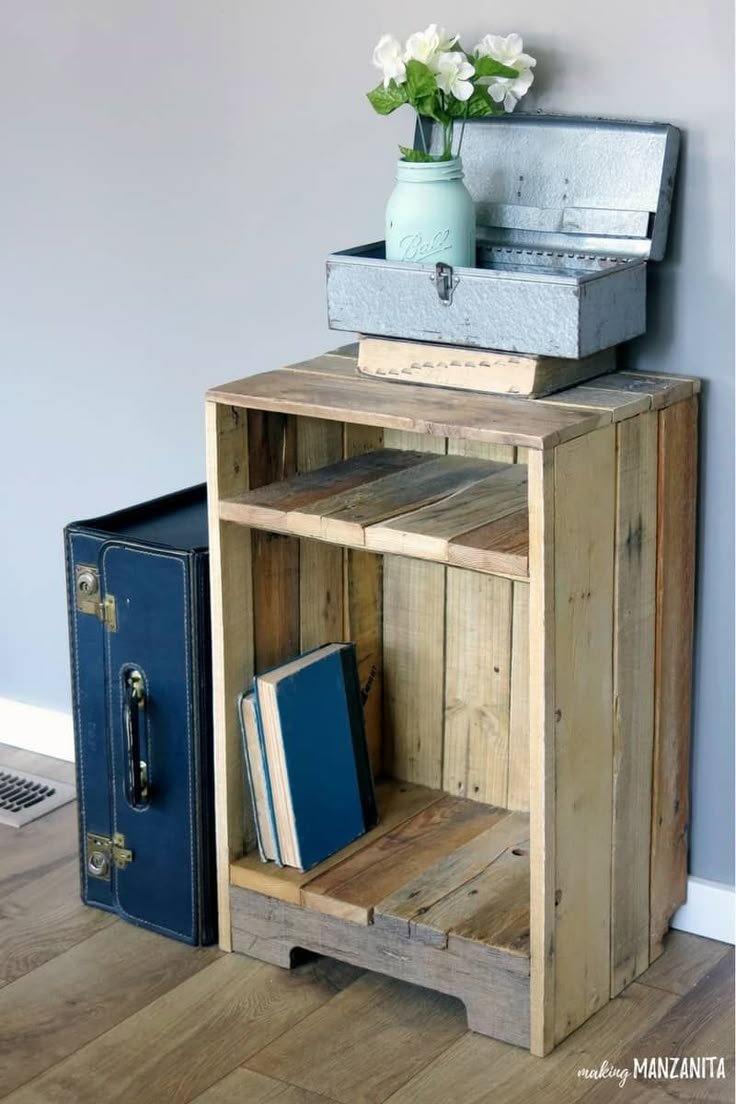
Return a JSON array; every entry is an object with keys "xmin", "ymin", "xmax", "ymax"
[{"xmin": 385, "ymin": 157, "xmax": 476, "ymax": 268}]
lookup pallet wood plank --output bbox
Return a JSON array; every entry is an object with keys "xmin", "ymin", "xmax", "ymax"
[
  {"xmin": 206, "ymin": 400, "xmax": 254, "ymax": 950},
  {"xmin": 220, "ymin": 448, "xmax": 429, "ymax": 527},
  {"xmin": 540, "ymin": 385, "xmax": 650, "ymax": 421},
  {"xmin": 231, "ymin": 886, "xmax": 531, "ymax": 1048},
  {"xmin": 382, "ymin": 431, "xmax": 447, "ymax": 786},
  {"xmin": 587, "ymin": 371, "xmax": 697, "ymax": 410},
  {"xmin": 374, "ymin": 809, "xmax": 529, "ymax": 942},
  {"xmin": 297, "ymin": 418, "xmax": 345, "ymax": 652},
  {"xmin": 610, "ymin": 411, "xmax": 657, "ymax": 995},
  {"xmin": 302, "ymin": 796, "xmax": 504, "ymax": 924},
  {"xmin": 208, "ymin": 366, "xmax": 608, "ymax": 451},
  {"xmin": 297, "ymin": 455, "xmax": 496, "ymax": 544},
  {"xmin": 443, "ymin": 569, "xmax": 513, "ymax": 805},
  {"xmin": 248, "ymin": 410, "xmax": 300, "ymax": 673},
  {"xmin": 527, "ymin": 448, "xmax": 556, "ymax": 1056},
  {"xmin": 650, "ymin": 397, "xmax": 698, "ymax": 956},
  {"xmin": 344, "ymin": 424, "xmax": 386, "ymax": 776},
  {"xmin": 367, "ymin": 463, "xmax": 526, "ymax": 559},
  {"xmin": 229, "ymin": 780, "xmax": 444, "ymax": 905},
  {"xmin": 446, "ymin": 509, "xmax": 529, "ymax": 577},
  {"xmin": 552, "ymin": 426, "xmax": 616, "ymax": 1045},
  {"xmin": 383, "ymin": 555, "xmax": 446, "ymax": 788},
  {"xmin": 507, "ymin": 582, "xmax": 531, "ymax": 812},
  {"xmin": 444, "ymin": 842, "xmax": 530, "ymax": 957}
]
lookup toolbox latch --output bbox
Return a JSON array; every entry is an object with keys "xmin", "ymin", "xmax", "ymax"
[
  {"xmin": 430, "ymin": 262, "xmax": 458, "ymax": 306},
  {"xmin": 86, "ymin": 831, "xmax": 134, "ymax": 880},
  {"xmin": 75, "ymin": 565, "xmax": 117, "ymax": 631}
]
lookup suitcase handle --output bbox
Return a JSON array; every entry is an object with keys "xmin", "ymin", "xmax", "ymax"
[{"xmin": 124, "ymin": 669, "xmax": 149, "ymax": 808}]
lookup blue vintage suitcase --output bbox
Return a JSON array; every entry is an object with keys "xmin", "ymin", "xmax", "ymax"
[{"xmin": 65, "ymin": 486, "xmax": 217, "ymax": 945}]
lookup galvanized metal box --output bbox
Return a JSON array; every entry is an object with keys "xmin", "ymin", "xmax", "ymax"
[{"xmin": 326, "ymin": 115, "xmax": 679, "ymax": 358}]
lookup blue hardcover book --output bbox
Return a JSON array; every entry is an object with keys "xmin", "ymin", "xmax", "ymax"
[
  {"xmin": 238, "ymin": 691, "xmax": 281, "ymax": 865},
  {"xmin": 254, "ymin": 642, "xmax": 378, "ymax": 871}
]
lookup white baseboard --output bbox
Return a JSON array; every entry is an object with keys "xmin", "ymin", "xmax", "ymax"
[
  {"xmin": 672, "ymin": 877, "xmax": 735, "ymax": 945},
  {"xmin": 0, "ymin": 697, "xmax": 75, "ymax": 762}
]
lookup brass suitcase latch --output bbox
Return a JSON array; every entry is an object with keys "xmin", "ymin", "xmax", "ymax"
[
  {"xmin": 86, "ymin": 832, "xmax": 134, "ymax": 880},
  {"xmin": 75, "ymin": 565, "xmax": 117, "ymax": 631}
]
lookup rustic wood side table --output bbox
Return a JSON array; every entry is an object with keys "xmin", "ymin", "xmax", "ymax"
[{"xmin": 205, "ymin": 349, "xmax": 698, "ymax": 1055}]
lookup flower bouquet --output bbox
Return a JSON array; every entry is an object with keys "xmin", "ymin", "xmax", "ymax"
[{"xmin": 367, "ymin": 25, "xmax": 536, "ymax": 266}]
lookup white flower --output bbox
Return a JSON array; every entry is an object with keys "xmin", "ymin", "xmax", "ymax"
[
  {"xmin": 434, "ymin": 51, "xmax": 475, "ymax": 101},
  {"xmin": 404, "ymin": 24, "xmax": 459, "ymax": 70},
  {"xmin": 373, "ymin": 34, "xmax": 407, "ymax": 88},
  {"xmin": 474, "ymin": 32, "xmax": 536, "ymax": 112}
]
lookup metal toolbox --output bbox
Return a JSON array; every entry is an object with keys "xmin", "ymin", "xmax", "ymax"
[{"xmin": 326, "ymin": 114, "xmax": 680, "ymax": 358}]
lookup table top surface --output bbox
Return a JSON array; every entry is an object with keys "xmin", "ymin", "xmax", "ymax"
[{"xmin": 207, "ymin": 348, "xmax": 700, "ymax": 451}]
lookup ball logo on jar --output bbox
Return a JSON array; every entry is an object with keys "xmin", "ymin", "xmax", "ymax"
[{"xmin": 399, "ymin": 229, "xmax": 451, "ymax": 263}]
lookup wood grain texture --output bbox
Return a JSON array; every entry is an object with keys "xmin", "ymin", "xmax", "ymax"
[
  {"xmin": 297, "ymin": 418, "xmax": 345, "ymax": 653},
  {"xmin": 0, "ymin": 922, "xmax": 219, "ymax": 1097},
  {"xmin": 206, "ymin": 400, "xmax": 254, "ymax": 950},
  {"xmin": 3, "ymin": 952, "xmax": 359, "ymax": 1104},
  {"xmin": 610, "ymin": 412, "xmax": 657, "ymax": 995},
  {"xmin": 551, "ymin": 426, "xmax": 616, "ymax": 1046},
  {"xmin": 246, "ymin": 971, "xmax": 467, "ymax": 1104},
  {"xmin": 381, "ymin": 980, "xmax": 681, "ymax": 1104},
  {"xmin": 229, "ymin": 781, "xmax": 444, "ymax": 905},
  {"xmin": 588, "ymin": 371, "xmax": 698, "ymax": 410},
  {"xmin": 382, "ymin": 554, "xmax": 446, "ymax": 788},
  {"xmin": 230, "ymin": 886, "xmax": 531, "ymax": 1049},
  {"xmin": 344, "ymin": 426, "xmax": 385, "ymax": 774},
  {"xmin": 191, "ymin": 1067, "xmax": 331, "ymax": 1104},
  {"xmin": 302, "ymin": 796, "xmax": 505, "ymax": 925},
  {"xmin": 527, "ymin": 449, "xmax": 556, "ymax": 1056},
  {"xmin": 0, "ymin": 857, "xmax": 113, "ymax": 989},
  {"xmin": 443, "ymin": 568, "xmax": 513, "ymax": 805},
  {"xmin": 507, "ymin": 582, "xmax": 531, "ymax": 812},
  {"xmin": 208, "ymin": 364, "xmax": 608, "ymax": 451},
  {"xmin": 638, "ymin": 930, "xmax": 732, "ymax": 996},
  {"xmin": 0, "ymin": 802, "xmax": 78, "ymax": 898},
  {"xmin": 650, "ymin": 397, "xmax": 698, "ymax": 956},
  {"xmin": 249, "ymin": 410, "xmax": 300, "ymax": 674}
]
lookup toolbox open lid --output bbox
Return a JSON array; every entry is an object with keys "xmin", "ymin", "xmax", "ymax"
[{"xmin": 326, "ymin": 114, "xmax": 680, "ymax": 358}]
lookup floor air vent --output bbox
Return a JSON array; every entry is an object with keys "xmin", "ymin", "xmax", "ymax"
[{"xmin": 0, "ymin": 767, "xmax": 75, "ymax": 828}]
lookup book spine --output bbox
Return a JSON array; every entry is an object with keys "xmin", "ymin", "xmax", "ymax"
[
  {"xmin": 339, "ymin": 644, "xmax": 379, "ymax": 830},
  {"xmin": 252, "ymin": 687, "xmax": 283, "ymax": 867},
  {"xmin": 237, "ymin": 692, "xmax": 268, "ymax": 863}
]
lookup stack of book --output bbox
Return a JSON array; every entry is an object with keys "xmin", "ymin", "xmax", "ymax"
[
  {"xmin": 239, "ymin": 642, "xmax": 377, "ymax": 872},
  {"xmin": 357, "ymin": 336, "xmax": 615, "ymax": 398}
]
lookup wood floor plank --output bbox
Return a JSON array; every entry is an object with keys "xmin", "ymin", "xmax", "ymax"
[
  {"xmin": 576, "ymin": 950, "xmax": 734, "ymax": 1103},
  {"xmin": 191, "ymin": 1066, "xmax": 333, "ymax": 1103},
  {"xmin": 0, "ymin": 802, "xmax": 78, "ymax": 897},
  {"xmin": 0, "ymin": 922, "xmax": 220, "ymax": 1097},
  {"xmin": 638, "ymin": 930, "xmax": 732, "ymax": 995},
  {"xmin": 302, "ymin": 797, "xmax": 504, "ymax": 924},
  {"xmin": 246, "ymin": 971, "xmax": 467, "ymax": 1104},
  {"xmin": 0, "ymin": 857, "xmax": 113, "ymax": 988},
  {"xmin": 374, "ymin": 810, "xmax": 528, "ymax": 943},
  {"xmin": 2, "ymin": 954, "xmax": 361, "ymax": 1104},
  {"xmin": 381, "ymin": 980, "xmax": 680, "ymax": 1104}
]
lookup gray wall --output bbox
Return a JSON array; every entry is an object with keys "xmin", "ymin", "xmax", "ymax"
[{"xmin": 1, "ymin": 2, "xmax": 732, "ymax": 884}]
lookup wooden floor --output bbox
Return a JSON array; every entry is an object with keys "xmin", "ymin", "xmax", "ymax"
[{"xmin": 1, "ymin": 744, "xmax": 732, "ymax": 1104}]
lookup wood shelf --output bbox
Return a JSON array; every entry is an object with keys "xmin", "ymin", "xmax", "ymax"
[
  {"xmin": 220, "ymin": 448, "xmax": 529, "ymax": 580},
  {"xmin": 230, "ymin": 779, "xmax": 530, "ymax": 956}
]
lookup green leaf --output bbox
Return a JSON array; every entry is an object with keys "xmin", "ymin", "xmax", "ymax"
[
  {"xmin": 473, "ymin": 56, "xmax": 519, "ymax": 79},
  {"xmin": 466, "ymin": 86, "xmax": 501, "ymax": 118},
  {"xmin": 398, "ymin": 145, "xmax": 436, "ymax": 162},
  {"xmin": 367, "ymin": 80, "xmax": 408, "ymax": 116},
  {"xmin": 405, "ymin": 59, "xmax": 438, "ymax": 104},
  {"xmin": 415, "ymin": 95, "xmax": 450, "ymax": 126}
]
